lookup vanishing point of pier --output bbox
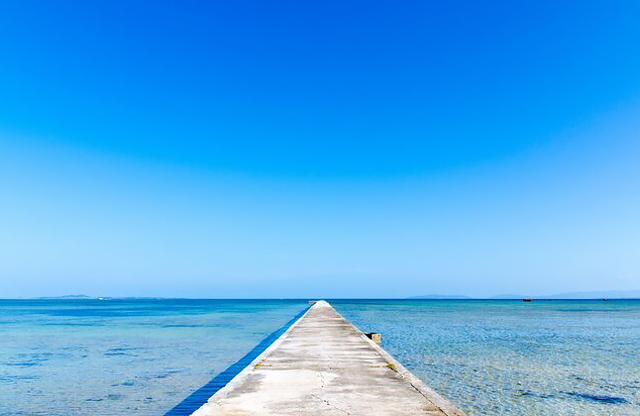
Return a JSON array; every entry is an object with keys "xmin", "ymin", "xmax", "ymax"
[{"xmin": 189, "ymin": 301, "xmax": 465, "ymax": 416}]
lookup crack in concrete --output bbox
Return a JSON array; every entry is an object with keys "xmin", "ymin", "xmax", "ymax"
[
  {"xmin": 312, "ymin": 394, "xmax": 351, "ymax": 416},
  {"xmin": 318, "ymin": 371, "xmax": 326, "ymax": 389},
  {"xmin": 314, "ymin": 371, "xmax": 352, "ymax": 415}
]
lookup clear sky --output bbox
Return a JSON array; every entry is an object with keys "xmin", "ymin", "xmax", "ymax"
[{"xmin": 1, "ymin": 1, "xmax": 639, "ymax": 298}]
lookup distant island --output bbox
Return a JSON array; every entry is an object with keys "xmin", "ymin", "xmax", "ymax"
[
  {"xmin": 532, "ymin": 290, "xmax": 640, "ymax": 299},
  {"xmin": 410, "ymin": 290, "xmax": 640, "ymax": 300},
  {"xmin": 17, "ymin": 290, "xmax": 640, "ymax": 301},
  {"xmin": 36, "ymin": 294, "xmax": 96, "ymax": 300}
]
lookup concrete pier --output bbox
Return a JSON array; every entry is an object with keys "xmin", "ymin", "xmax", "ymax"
[{"xmin": 192, "ymin": 301, "xmax": 465, "ymax": 416}]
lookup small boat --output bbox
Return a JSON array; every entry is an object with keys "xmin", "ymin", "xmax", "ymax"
[{"xmin": 522, "ymin": 298, "xmax": 532, "ymax": 302}]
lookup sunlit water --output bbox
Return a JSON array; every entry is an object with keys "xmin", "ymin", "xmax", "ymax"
[
  {"xmin": 1, "ymin": 299, "xmax": 639, "ymax": 415},
  {"xmin": 334, "ymin": 300, "xmax": 640, "ymax": 416},
  {"xmin": 0, "ymin": 299, "xmax": 307, "ymax": 415}
]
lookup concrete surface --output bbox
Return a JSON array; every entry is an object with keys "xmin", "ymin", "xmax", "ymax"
[{"xmin": 193, "ymin": 301, "xmax": 465, "ymax": 416}]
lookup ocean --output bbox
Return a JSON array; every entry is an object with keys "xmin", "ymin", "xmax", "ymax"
[{"xmin": 1, "ymin": 299, "xmax": 639, "ymax": 415}]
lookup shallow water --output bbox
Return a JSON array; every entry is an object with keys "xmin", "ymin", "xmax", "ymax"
[
  {"xmin": 0, "ymin": 299, "xmax": 307, "ymax": 415},
  {"xmin": 1, "ymin": 299, "xmax": 639, "ymax": 415},
  {"xmin": 333, "ymin": 299, "xmax": 640, "ymax": 416}
]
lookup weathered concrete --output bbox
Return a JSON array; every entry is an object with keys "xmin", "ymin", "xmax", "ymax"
[{"xmin": 193, "ymin": 301, "xmax": 465, "ymax": 416}]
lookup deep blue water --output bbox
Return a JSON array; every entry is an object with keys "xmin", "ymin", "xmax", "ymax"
[{"xmin": 1, "ymin": 299, "xmax": 640, "ymax": 415}]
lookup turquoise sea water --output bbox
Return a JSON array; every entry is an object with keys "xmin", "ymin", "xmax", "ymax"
[
  {"xmin": 0, "ymin": 299, "xmax": 307, "ymax": 415},
  {"xmin": 334, "ymin": 300, "xmax": 640, "ymax": 416},
  {"xmin": 1, "ymin": 299, "xmax": 639, "ymax": 415}
]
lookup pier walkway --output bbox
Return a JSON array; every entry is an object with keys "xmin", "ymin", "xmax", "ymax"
[{"xmin": 192, "ymin": 301, "xmax": 465, "ymax": 416}]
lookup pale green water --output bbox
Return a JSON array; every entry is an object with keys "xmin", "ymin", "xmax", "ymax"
[{"xmin": 1, "ymin": 299, "xmax": 639, "ymax": 415}]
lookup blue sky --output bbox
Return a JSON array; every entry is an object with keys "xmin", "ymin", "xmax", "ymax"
[{"xmin": 1, "ymin": 0, "xmax": 639, "ymax": 298}]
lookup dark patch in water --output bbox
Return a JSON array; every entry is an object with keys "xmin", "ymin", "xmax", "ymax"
[
  {"xmin": 86, "ymin": 398, "xmax": 103, "ymax": 402},
  {"xmin": 156, "ymin": 370, "xmax": 180, "ymax": 379},
  {"xmin": 61, "ymin": 346, "xmax": 89, "ymax": 351},
  {"xmin": 106, "ymin": 394, "xmax": 124, "ymax": 400},
  {"xmin": 10, "ymin": 352, "xmax": 55, "ymax": 361},
  {"xmin": 105, "ymin": 347, "xmax": 142, "ymax": 357},
  {"xmin": 0, "ymin": 375, "xmax": 40, "ymax": 381},
  {"xmin": 107, "ymin": 347, "xmax": 143, "ymax": 352},
  {"xmin": 563, "ymin": 391, "xmax": 628, "ymax": 404},
  {"xmin": 4, "ymin": 361, "xmax": 41, "ymax": 367},
  {"xmin": 3, "ymin": 352, "xmax": 61, "ymax": 367},
  {"xmin": 517, "ymin": 391, "xmax": 556, "ymax": 399},
  {"xmin": 121, "ymin": 381, "xmax": 135, "ymax": 386},
  {"xmin": 518, "ymin": 390, "xmax": 628, "ymax": 405}
]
